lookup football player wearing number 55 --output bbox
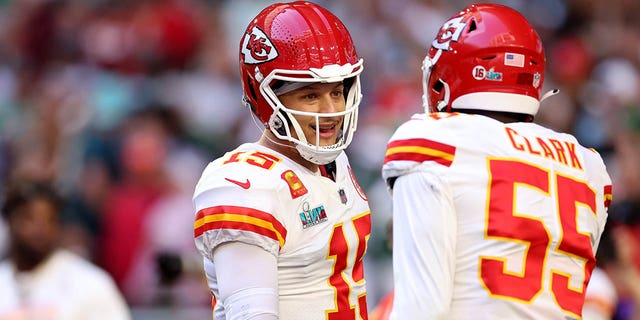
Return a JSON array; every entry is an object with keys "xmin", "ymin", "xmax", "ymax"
[
  {"xmin": 192, "ymin": 2, "xmax": 371, "ymax": 319},
  {"xmin": 382, "ymin": 3, "xmax": 611, "ymax": 320}
]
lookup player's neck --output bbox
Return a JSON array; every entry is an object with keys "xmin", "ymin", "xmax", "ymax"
[
  {"xmin": 258, "ymin": 131, "xmax": 319, "ymax": 173},
  {"xmin": 454, "ymin": 109, "xmax": 531, "ymax": 123}
]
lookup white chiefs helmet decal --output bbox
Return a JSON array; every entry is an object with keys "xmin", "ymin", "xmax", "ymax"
[
  {"xmin": 432, "ymin": 16, "xmax": 467, "ymax": 51},
  {"xmin": 241, "ymin": 26, "xmax": 279, "ymax": 64}
]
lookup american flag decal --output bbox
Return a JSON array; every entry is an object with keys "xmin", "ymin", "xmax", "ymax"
[
  {"xmin": 505, "ymin": 52, "xmax": 525, "ymax": 68},
  {"xmin": 384, "ymin": 138, "xmax": 456, "ymax": 167}
]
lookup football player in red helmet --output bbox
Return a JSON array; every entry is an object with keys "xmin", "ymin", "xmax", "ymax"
[
  {"xmin": 193, "ymin": 2, "xmax": 370, "ymax": 320},
  {"xmin": 239, "ymin": 1, "xmax": 363, "ymax": 166},
  {"xmin": 422, "ymin": 2, "xmax": 557, "ymax": 120},
  {"xmin": 382, "ymin": 3, "xmax": 611, "ymax": 319}
]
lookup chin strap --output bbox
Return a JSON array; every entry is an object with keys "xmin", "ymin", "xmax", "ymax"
[
  {"xmin": 540, "ymin": 88, "xmax": 560, "ymax": 102},
  {"xmin": 436, "ymin": 81, "xmax": 450, "ymax": 112},
  {"xmin": 529, "ymin": 89, "xmax": 560, "ymax": 122},
  {"xmin": 422, "ymin": 49, "xmax": 443, "ymax": 112}
]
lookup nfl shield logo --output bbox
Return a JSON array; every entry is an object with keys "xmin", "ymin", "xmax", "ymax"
[{"xmin": 338, "ymin": 189, "xmax": 347, "ymax": 204}]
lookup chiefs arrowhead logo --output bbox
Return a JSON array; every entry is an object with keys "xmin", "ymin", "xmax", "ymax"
[
  {"xmin": 432, "ymin": 16, "xmax": 467, "ymax": 51},
  {"xmin": 241, "ymin": 26, "xmax": 279, "ymax": 64}
]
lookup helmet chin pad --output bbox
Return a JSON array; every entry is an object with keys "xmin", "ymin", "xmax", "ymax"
[{"xmin": 295, "ymin": 143, "xmax": 342, "ymax": 165}]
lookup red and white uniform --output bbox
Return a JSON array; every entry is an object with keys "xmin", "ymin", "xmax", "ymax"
[
  {"xmin": 382, "ymin": 113, "xmax": 611, "ymax": 320},
  {"xmin": 194, "ymin": 143, "xmax": 371, "ymax": 320}
]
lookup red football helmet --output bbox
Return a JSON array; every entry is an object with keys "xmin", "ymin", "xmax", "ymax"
[
  {"xmin": 423, "ymin": 3, "xmax": 555, "ymax": 119},
  {"xmin": 239, "ymin": 1, "xmax": 363, "ymax": 164}
]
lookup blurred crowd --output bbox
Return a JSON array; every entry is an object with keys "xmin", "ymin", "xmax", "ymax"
[{"xmin": 0, "ymin": 0, "xmax": 639, "ymax": 319}]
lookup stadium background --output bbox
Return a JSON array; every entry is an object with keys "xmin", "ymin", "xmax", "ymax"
[{"xmin": 1, "ymin": 0, "xmax": 639, "ymax": 318}]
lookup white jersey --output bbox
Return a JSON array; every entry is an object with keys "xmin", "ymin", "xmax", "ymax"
[
  {"xmin": 0, "ymin": 249, "xmax": 131, "ymax": 320},
  {"xmin": 194, "ymin": 143, "xmax": 371, "ymax": 320},
  {"xmin": 382, "ymin": 113, "xmax": 611, "ymax": 320}
]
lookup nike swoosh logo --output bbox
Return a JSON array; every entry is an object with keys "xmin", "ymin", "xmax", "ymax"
[{"xmin": 225, "ymin": 178, "xmax": 251, "ymax": 189}]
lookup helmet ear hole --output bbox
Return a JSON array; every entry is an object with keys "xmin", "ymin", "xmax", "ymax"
[
  {"xmin": 245, "ymin": 77, "xmax": 262, "ymax": 120},
  {"xmin": 272, "ymin": 115, "xmax": 284, "ymax": 133},
  {"xmin": 432, "ymin": 80, "xmax": 444, "ymax": 94},
  {"xmin": 247, "ymin": 77, "xmax": 258, "ymax": 102},
  {"xmin": 271, "ymin": 110, "xmax": 291, "ymax": 136}
]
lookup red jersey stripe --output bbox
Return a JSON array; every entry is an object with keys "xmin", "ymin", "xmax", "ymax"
[
  {"xmin": 194, "ymin": 206, "xmax": 287, "ymax": 248},
  {"xmin": 194, "ymin": 220, "xmax": 284, "ymax": 249},
  {"xmin": 384, "ymin": 138, "xmax": 456, "ymax": 166}
]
